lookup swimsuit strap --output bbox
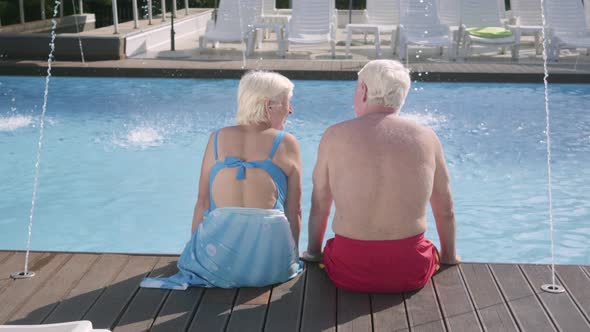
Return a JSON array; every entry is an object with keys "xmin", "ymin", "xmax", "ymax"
[
  {"xmin": 213, "ymin": 130, "xmax": 220, "ymax": 161},
  {"xmin": 268, "ymin": 131, "xmax": 286, "ymax": 159}
]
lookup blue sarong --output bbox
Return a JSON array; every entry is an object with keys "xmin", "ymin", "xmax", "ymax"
[{"xmin": 140, "ymin": 207, "xmax": 302, "ymax": 290}]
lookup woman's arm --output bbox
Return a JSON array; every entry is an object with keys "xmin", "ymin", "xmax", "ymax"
[
  {"xmin": 283, "ymin": 133, "xmax": 303, "ymax": 247},
  {"xmin": 191, "ymin": 132, "xmax": 216, "ymax": 234}
]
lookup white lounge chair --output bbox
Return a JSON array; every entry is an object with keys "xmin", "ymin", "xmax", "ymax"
[
  {"xmin": 345, "ymin": 0, "xmax": 400, "ymax": 57},
  {"xmin": 437, "ymin": 0, "xmax": 459, "ymax": 26},
  {"xmin": 497, "ymin": 0, "xmax": 508, "ymax": 23},
  {"xmin": 199, "ymin": 0, "xmax": 258, "ymax": 50},
  {"xmin": 437, "ymin": 0, "xmax": 507, "ymax": 24},
  {"xmin": 396, "ymin": 0, "xmax": 453, "ymax": 61},
  {"xmin": 545, "ymin": 0, "xmax": 590, "ymax": 61},
  {"xmin": 0, "ymin": 321, "xmax": 109, "ymax": 332},
  {"xmin": 439, "ymin": 0, "xmax": 519, "ymax": 59},
  {"xmin": 258, "ymin": 0, "xmax": 290, "ymax": 39},
  {"xmin": 285, "ymin": 0, "xmax": 337, "ymax": 58},
  {"xmin": 436, "ymin": 0, "xmax": 464, "ymax": 53},
  {"xmin": 246, "ymin": 0, "xmax": 289, "ymax": 56},
  {"xmin": 509, "ymin": 0, "xmax": 543, "ymax": 55}
]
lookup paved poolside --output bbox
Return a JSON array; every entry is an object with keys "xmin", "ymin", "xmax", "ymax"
[
  {"xmin": 1, "ymin": 251, "xmax": 590, "ymax": 331},
  {"xmin": 2, "ymin": 19, "xmax": 590, "ymax": 82},
  {"xmin": 2, "ymin": 57, "xmax": 590, "ymax": 82}
]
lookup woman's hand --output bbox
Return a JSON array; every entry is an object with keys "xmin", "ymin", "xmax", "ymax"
[{"xmin": 300, "ymin": 251, "xmax": 323, "ymax": 263}]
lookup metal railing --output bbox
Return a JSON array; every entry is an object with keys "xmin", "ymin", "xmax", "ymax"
[{"xmin": 11, "ymin": 0, "xmax": 193, "ymax": 34}]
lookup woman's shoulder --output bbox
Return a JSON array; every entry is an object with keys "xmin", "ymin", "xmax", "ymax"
[
  {"xmin": 215, "ymin": 125, "xmax": 240, "ymax": 134},
  {"xmin": 273, "ymin": 131, "xmax": 300, "ymax": 159},
  {"xmin": 216, "ymin": 127, "xmax": 299, "ymax": 147},
  {"xmin": 279, "ymin": 131, "xmax": 298, "ymax": 146}
]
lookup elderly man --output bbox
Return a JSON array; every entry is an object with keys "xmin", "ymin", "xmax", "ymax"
[{"xmin": 304, "ymin": 60, "xmax": 459, "ymax": 293}]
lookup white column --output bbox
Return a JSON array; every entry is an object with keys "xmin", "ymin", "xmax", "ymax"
[
  {"xmin": 79, "ymin": 0, "xmax": 83, "ymax": 14},
  {"xmin": 19, "ymin": 0, "xmax": 25, "ymax": 23},
  {"xmin": 132, "ymin": 0, "xmax": 139, "ymax": 28},
  {"xmin": 172, "ymin": 0, "xmax": 177, "ymax": 18},
  {"xmin": 161, "ymin": 0, "xmax": 166, "ymax": 22},
  {"xmin": 41, "ymin": 0, "xmax": 46, "ymax": 20},
  {"xmin": 148, "ymin": 0, "xmax": 153, "ymax": 24},
  {"xmin": 184, "ymin": 0, "xmax": 188, "ymax": 15},
  {"xmin": 112, "ymin": 0, "xmax": 119, "ymax": 33}
]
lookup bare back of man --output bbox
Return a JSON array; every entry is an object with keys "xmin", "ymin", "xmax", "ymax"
[
  {"xmin": 306, "ymin": 60, "xmax": 457, "ymax": 293},
  {"xmin": 326, "ymin": 113, "xmax": 438, "ymax": 241}
]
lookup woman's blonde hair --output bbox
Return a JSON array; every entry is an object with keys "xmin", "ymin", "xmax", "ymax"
[{"xmin": 236, "ymin": 71, "xmax": 294, "ymax": 126}]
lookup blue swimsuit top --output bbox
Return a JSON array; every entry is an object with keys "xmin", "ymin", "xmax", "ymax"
[{"xmin": 208, "ymin": 130, "xmax": 288, "ymax": 212}]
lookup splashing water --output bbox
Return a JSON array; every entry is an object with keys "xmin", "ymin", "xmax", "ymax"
[
  {"xmin": 112, "ymin": 125, "xmax": 165, "ymax": 149},
  {"xmin": 539, "ymin": 0, "xmax": 556, "ymax": 287},
  {"xmin": 237, "ymin": 0, "xmax": 247, "ymax": 69},
  {"xmin": 70, "ymin": 0, "xmax": 85, "ymax": 62},
  {"xmin": 402, "ymin": 112, "xmax": 446, "ymax": 129},
  {"xmin": 0, "ymin": 115, "xmax": 33, "ymax": 131},
  {"xmin": 21, "ymin": 0, "xmax": 61, "ymax": 276},
  {"xmin": 126, "ymin": 126, "xmax": 164, "ymax": 147}
]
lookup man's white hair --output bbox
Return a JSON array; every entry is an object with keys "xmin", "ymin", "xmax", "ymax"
[
  {"xmin": 357, "ymin": 60, "xmax": 411, "ymax": 110},
  {"xmin": 236, "ymin": 71, "xmax": 294, "ymax": 126}
]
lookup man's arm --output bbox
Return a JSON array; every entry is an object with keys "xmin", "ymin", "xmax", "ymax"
[
  {"xmin": 191, "ymin": 132, "xmax": 215, "ymax": 234},
  {"xmin": 283, "ymin": 133, "xmax": 303, "ymax": 247},
  {"xmin": 430, "ymin": 133, "xmax": 459, "ymax": 265},
  {"xmin": 306, "ymin": 129, "xmax": 334, "ymax": 258}
]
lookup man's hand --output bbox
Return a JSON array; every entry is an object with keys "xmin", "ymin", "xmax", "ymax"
[
  {"xmin": 300, "ymin": 251, "xmax": 323, "ymax": 263},
  {"xmin": 440, "ymin": 254, "xmax": 461, "ymax": 265}
]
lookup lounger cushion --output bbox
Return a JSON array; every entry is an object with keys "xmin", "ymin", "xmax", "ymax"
[{"xmin": 466, "ymin": 27, "xmax": 513, "ymax": 38}]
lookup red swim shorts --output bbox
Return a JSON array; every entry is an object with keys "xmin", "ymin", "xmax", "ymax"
[{"xmin": 322, "ymin": 233, "xmax": 440, "ymax": 293}]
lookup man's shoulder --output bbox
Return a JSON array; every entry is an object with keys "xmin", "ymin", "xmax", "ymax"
[
  {"xmin": 325, "ymin": 118, "xmax": 359, "ymax": 134},
  {"xmin": 319, "ymin": 119, "xmax": 354, "ymax": 145},
  {"xmin": 396, "ymin": 117, "xmax": 438, "ymax": 136}
]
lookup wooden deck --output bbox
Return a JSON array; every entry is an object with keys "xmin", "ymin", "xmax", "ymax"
[{"xmin": 1, "ymin": 251, "xmax": 590, "ymax": 331}]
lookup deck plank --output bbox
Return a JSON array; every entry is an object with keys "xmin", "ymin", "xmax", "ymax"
[
  {"xmin": 43, "ymin": 254, "xmax": 130, "ymax": 324},
  {"xmin": 112, "ymin": 256, "xmax": 178, "ymax": 332},
  {"xmin": 187, "ymin": 288, "xmax": 237, "ymax": 332},
  {"xmin": 404, "ymin": 279, "xmax": 445, "ymax": 331},
  {"xmin": 0, "ymin": 252, "xmax": 26, "ymax": 297},
  {"xmin": 520, "ymin": 264, "xmax": 590, "ymax": 331},
  {"xmin": 459, "ymin": 264, "xmax": 518, "ymax": 332},
  {"xmin": 300, "ymin": 263, "xmax": 337, "ymax": 332},
  {"xmin": 226, "ymin": 286, "xmax": 272, "ymax": 332},
  {"xmin": 0, "ymin": 252, "xmax": 71, "ymax": 324},
  {"xmin": 83, "ymin": 255, "xmax": 159, "ymax": 330},
  {"xmin": 6, "ymin": 254, "xmax": 99, "ymax": 324},
  {"xmin": 264, "ymin": 270, "xmax": 306, "ymax": 332},
  {"xmin": 371, "ymin": 293, "xmax": 408, "ymax": 332},
  {"xmin": 432, "ymin": 265, "xmax": 481, "ymax": 332},
  {"xmin": 489, "ymin": 264, "xmax": 556, "ymax": 332},
  {"xmin": 555, "ymin": 265, "xmax": 590, "ymax": 321},
  {"xmin": 150, "ymin": 287, "xmax": 204, "ymax": 332},
  {"xmin": 0, "ymin": 252, "xmax": 13, "ymax": 265},
  {"xmin": 337, "ymin": 289, "xmax": 372, "ymax": 332}
]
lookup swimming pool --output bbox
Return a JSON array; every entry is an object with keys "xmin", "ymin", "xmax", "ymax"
[{"xmin": 1, "ymin": 76, "xmax": 589, "ymax": 264}]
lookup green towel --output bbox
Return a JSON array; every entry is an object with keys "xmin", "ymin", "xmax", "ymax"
[{"xmin": 466, "ymin": 27, "xmax": 513, "ymax": 38}]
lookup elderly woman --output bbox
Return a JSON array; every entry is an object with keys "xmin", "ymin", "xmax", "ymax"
[{"xmin": 141, "ymin": 71, "xmax": 303, "ymax": 290}]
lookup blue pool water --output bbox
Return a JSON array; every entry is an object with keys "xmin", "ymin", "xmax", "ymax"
[{"xmin": 1, "ymin": 77, "xmax": 589, "ymax": 264}]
